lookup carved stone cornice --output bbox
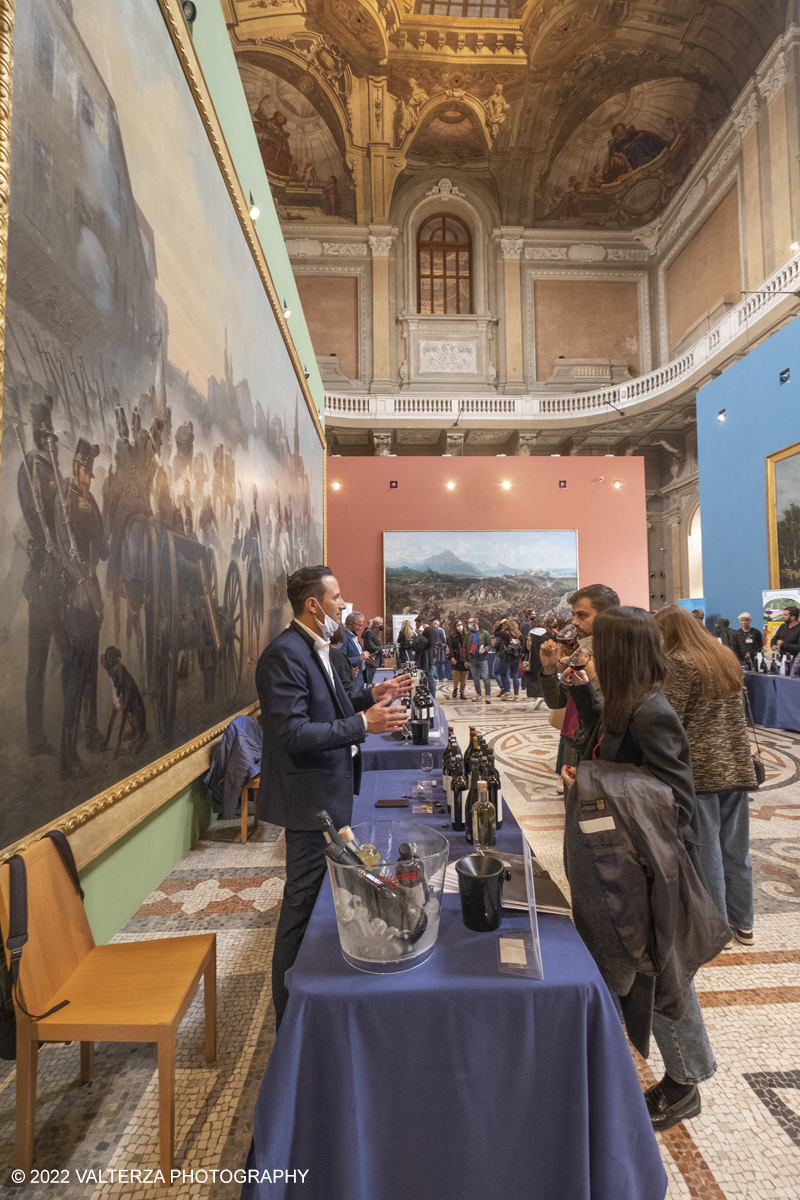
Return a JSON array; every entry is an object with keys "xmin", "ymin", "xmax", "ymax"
[
  {"xmin": 759, "ymin": 51, "xmax": 788, "ymax": 104},
  {"xmin": 732, "ymin": 85, "xmax": 761, "ymax": 138},
  {"xmin": 500, "ymin": 237, "xmax": 523, "ymax": 260},
  {"xmin": 369, "ymin": 234, "xmax": 393, "ymax": 256}
]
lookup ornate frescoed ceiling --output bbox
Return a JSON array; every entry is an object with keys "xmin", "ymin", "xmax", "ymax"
[{"xmin": 227, "ymin": 0, "xmax": 788, "ymax": 227}]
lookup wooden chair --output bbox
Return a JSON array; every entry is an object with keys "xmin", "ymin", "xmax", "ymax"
[
  {"xmin": 241, "ymin": 774, "xmax": 260, "ymax": 843},
  {"xmin": 0, "ymin": 838, "xmax": 216, "ymax": 1186}
]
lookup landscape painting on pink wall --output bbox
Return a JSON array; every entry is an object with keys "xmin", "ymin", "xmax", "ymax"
[{"xmin": 536, "ymin": 78, "xmax": 726, "ymax": 228}]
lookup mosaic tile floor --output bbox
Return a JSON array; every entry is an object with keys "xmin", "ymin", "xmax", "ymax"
[{"xmin": 1, "ymin": 687, "xmax": 800, "ymax": 1197}]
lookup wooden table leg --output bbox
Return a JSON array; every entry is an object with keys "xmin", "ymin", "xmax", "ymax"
[
  {"xmin": 241, "ymin": 784, "xmax": 249, "ymax": 844},
  {"xmin": 15, "ymin": 1027, "xmax": 37, "ymax": 1179},
  {"xmin": 157, "ymin": 1034, "xmax": 175, "ymax": 1184},
  {"xmin": 80, "ymin": 1041, "xmax": 94, "ymax": 1083},
  {"xmin": 204, "ymin": 942, "xmax": 217, "ymax": 1063}
]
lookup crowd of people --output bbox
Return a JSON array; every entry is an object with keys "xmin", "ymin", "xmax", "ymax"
[{"xmin": 258, "ymin": 569, "xmax": 762, "ymax": 1136}]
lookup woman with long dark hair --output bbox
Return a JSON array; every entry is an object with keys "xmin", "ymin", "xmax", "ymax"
[
  {"xmin": 447, "ymin": 618, "xmax": 469, "ymax": 700},
  {"xmin": 495, "ymin": 618, "xmax": 523, "ymax": 701},
  {"xmin": 562, "ymin": 606, "xmax": 717, "ymax": 1133},
  {"xmin": 654, "ymin": 605, "xmax": 757, "ymax": 946}
]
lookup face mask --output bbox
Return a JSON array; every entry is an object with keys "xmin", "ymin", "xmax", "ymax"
[
  {"xmin": 314, "ymin": 610, "xmax": 340, "ymax": 642},
  {"xmin": 469, "ymin": 623, "xmax": 477, "ymax": 631},
  {"xmin": 456, "ymin": 625, "xmax": 463, "ymax": 631}
]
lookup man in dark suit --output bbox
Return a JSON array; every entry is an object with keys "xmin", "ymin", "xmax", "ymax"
[
  {"xmin": 257, "ymin": 566, "xmax": 411, "ymax": 1025},
  {"xmin": 362, "ymin": 617, "xmax": 384, "ymax": 685},
  {"xmin": 342, "ymin": 609, "xmax": 368, "ymax": 688}
]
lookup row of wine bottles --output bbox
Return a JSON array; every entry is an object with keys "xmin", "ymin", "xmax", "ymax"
[
  {"xmin": 743, "ymin": 652, "xmax": 794, "ymax": 674},
  {"xmin": 392, "ymin": 667, "xmax": 436, "ymax": 726},
  {"xmin": 315, "ymin": 811, "xmax": 429, "ymax": 941},
  {"xmin": 442, "ymin": 727, "xmax": 503, "ymax": 852}
]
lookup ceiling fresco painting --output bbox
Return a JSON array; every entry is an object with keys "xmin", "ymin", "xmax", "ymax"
[
  {"xmin": 229, "ymin": 0, "xmax": 788, "ymax": 228},
  {"xmin": 239, "ymin": 60, "xmax": 356, "ymax": 223}
]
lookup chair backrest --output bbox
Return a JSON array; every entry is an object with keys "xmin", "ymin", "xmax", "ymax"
[{"xmin": 0, "ymin": 838, "xmax": 94, "ymax": 1016}]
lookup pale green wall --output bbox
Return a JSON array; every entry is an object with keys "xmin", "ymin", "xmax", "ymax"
[
  {"xmin": 80, "ymin": 779, "xmax": 213, "ymax": 944},
  {"xmin": 191, "ymin": 1, "xmax": 325, "ymax": 415}
]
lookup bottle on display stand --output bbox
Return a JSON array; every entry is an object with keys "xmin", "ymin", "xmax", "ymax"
[{"xmin": 471, "ymin": 780, "xmax": 497, "ymax": 853}]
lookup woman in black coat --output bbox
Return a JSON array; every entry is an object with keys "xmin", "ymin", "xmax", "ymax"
[{"xmin": 561, "ymin": 606, "xmax": 716, "ymax": 1135}]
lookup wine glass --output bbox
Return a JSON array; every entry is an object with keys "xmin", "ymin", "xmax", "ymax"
[{"xmin": 420, "ymin": 750, "xmax": 434, "ymax": 792}]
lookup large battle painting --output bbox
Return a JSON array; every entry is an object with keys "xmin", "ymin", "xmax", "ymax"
[
  {"xmin": 0, "ymin": 0, "xmax": 324, "ymax": 849},
  {"xmin": 384, "ymin": 532, "xmax": 578, "ymax": 632}
]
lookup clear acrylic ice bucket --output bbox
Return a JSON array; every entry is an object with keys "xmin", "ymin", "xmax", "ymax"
[{"xmin": 326, "ymin": 820, "xmax": 449, "ymax": 973}]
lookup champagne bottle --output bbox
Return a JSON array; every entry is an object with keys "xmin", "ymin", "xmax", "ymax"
[
  {"xmin": 317, "ymin": 811, "xmax": 365, "ymax": 867},
  {"xmin": 471, "ymin": 780, "xmax": 496, "ymax": 852},
  {"xmin": 450, "ymin": 758, "xmax": 468, "ymax": 831}
]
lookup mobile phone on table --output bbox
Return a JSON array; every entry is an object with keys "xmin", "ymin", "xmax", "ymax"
[{"xmin": 375, "ymin": 798, "xmax": 409, "ymax": 808}]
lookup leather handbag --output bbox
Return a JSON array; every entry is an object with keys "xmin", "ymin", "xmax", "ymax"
[{"xmin": 743, "ymin": 688, "xmax": 766, "ymax": 786}]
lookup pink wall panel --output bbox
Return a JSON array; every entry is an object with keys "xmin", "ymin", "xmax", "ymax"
[{"xmin": 325, "ymin": 455, "xmax": 649, "ymax": 620}]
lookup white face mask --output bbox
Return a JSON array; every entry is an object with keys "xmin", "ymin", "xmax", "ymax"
[{"xmin": 314, "ymin": 610, "xmax": 340, "ymax": 642}]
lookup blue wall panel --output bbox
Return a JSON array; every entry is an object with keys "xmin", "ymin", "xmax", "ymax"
[{"xmin": 698, "ymin": 315, "xmax": 800, "ymax": 626}]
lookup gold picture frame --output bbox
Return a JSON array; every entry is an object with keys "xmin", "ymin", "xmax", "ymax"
[
  {"xmin": 0, "ymin": 0, "xmax": 324, "ymax": 865},
  {"xmin": 766, "ymin": 439, "xmax": 800, "ymax": 589}
]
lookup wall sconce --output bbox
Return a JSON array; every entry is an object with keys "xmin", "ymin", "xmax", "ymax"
[
  {"xmin": 331, "ymin": 481, "xmax": 341, "ymax": 490},
  {"xmin": 501, "ymin": 480, "xmax": 511, "ymax": 490},
  {"xmin": 613, "ymin": 480, "xmax": 622, "ymax": 489},
  {"xmin": 249, "ymin": 193, "xmax": 260, "ymax": 220},
  {"xmin": 446, "ymin": 481, "xmax": 455, "ymax": 490},
  {"xmin": 718, "ymin": 409, "xmax": 726, "ymax": 422},
  {"xmin": 283, "ymin": 299, "xmax": 292, "ymax": 319}
]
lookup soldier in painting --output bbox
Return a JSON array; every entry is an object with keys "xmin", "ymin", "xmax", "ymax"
[
  {"xmin": 17, "ymin": 396, "xmax": 70, "ymax": 757},
  {"xmin": 57, "ymin": 438, "xmax": 108, "ymax": 779}
]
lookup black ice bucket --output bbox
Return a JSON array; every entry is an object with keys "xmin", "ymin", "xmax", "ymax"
[
  {"xmin": 411, "ymin": 719, "xmax": 429, "ymax": 745},
  {"xmin": 456, "ymin": 854, "xmax": 511, "ymax": 932}
]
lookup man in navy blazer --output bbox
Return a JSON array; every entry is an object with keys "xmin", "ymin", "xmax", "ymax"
[
  {"xmin": 257, "ymin": 566, "xmax": 411, "ymax": 1025},
  {"xmin": 342, "ymin": 610, "xmax": 368, "ymax": 689}
]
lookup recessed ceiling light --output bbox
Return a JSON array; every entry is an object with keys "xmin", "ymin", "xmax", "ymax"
[
  {"xmin": 332, "ymin": 481, "xmax": 341, "ymax": 490},
  {"xmin": 446, "ymin": 481, "xmax": 455, "ymax": 490},
  {"xmin": 792, "ymin": 242, "xmax": 799, "ymax": 251},
  {"xmin": 502, "ymin": 480, "xmax": 511, "ymax": 490},
  {"xmin": 613, "ymin": 480, "xmax": 622, "ymax": 489}
]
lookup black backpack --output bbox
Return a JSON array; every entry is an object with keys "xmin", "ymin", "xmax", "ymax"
[{"xmin": 0, "ymin": 831, "xmax": 84, "ymax": 1060}]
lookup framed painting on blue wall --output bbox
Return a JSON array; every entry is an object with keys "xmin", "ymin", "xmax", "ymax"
[{"xmin": 766, "ymin": 441, "xmax": 800, "ymax": 588}]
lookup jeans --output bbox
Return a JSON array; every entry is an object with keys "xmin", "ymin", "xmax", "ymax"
[
  {"xmin": 425, "ymin": 668, "xmax": 437, "ymax": 698},
  {"xmin": 650, "ymin": 983, "xmax": 717, "ymax": 1085},
  {"xmin": 435, "ymin": 660, "xmax": 448, "ymax": 681},
  {"xmin": 691, "ymin": 790, "xmax": 754, "ymax": 930},
  {"xmin": 469, "ymin": 657, "xmax": 491, "ymax": 696},
  {"xmin": 495, "ymin": 662, "xmax": 520, "ymax": 695}
]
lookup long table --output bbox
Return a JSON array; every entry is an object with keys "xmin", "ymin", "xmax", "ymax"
[
  {"xmin": 744, "ymin": 671, "xmax": 800, "ymax": 731},
  {"xmin": 242, "ymin": 768, "xmax": 667, "ymax": 1200},
  {"xmin": 360, "ymin": 699, "xmax": 447, "ymax": 771}
]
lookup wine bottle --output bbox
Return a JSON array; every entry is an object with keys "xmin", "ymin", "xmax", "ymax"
[
  {"xmin": 450, "ymin": 757, "xmax": 467, "ymax": 830},
  {"xmin": 339, "ymin": 825, "xmax": 383, "ymax": 869},
  {"xmin": 464, "ymin": 729, "xmax": 479, "ymax": 777},
  {"xmin": 316, "ymin": 811, "xmax": 365, "ymax": 867},
  {"xmin": 464, "ymin": 754, "xmax": 483, "ymax": 844},
  {"xmin": 471, "ymin": 780, "xmax": 497, "ymax": 852},
  {"xmin": 397, "ymin": 842, "xmax": 427, "ymax": 908},
  {"xmin": 486, "ymin": 749, "xmax": 503, "ymax": 830}
]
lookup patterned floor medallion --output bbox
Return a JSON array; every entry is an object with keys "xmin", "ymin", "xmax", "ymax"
[{"xmin": 3, "ymin": 703, "xmax": 800, "ymax": 1198}]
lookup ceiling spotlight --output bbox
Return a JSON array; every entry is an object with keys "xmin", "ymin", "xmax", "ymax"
[
  {"xmin": 502, "ymin": 480, "xmax": 511, "ymax": 490},
  {"xmin": 249, "ymin": 193, "xmax": 260, "ymax": 221},
  {"xmin": 283, "ymin": 299, "xmax": 291, "ymax": 319},
  {"xmin": 718, "ymin": 409, "xmax": 726, "ymax": 422},
  {"xmin": 613, "ymin": 480, "xmax": 622, "ymax": 489},
  {"xmin": 446, "ymin": 481, "xmax": 455, "ymax": 490},
  {"xmin": 792, "ymin": 242, "xmax": 799, "ymax": 251},
  {"xmin": 332, "ymin": 481, "xmax": 341, "ymax": 490}
]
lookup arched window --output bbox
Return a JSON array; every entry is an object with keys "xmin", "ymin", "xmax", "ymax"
[{"xmin": 417, "ymin": 213, "xmax": 473, "ymax": 315}]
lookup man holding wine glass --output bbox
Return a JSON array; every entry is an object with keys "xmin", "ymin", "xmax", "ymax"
[{"xmin": 256, "ymin": 565, "xmax": 413, "ymax": 1026}]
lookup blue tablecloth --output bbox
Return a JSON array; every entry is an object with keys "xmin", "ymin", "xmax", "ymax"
[
  {"xmin": 360, "ymin": 700, "xmax": 447, "ymax": 772},
  {"xmin": 242, "ymin": 771, "xmax": 666, "ymax": 1200},
  {"xmin": 744, "ymin": 672, "xmax": 800, "ymax": 731}
]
